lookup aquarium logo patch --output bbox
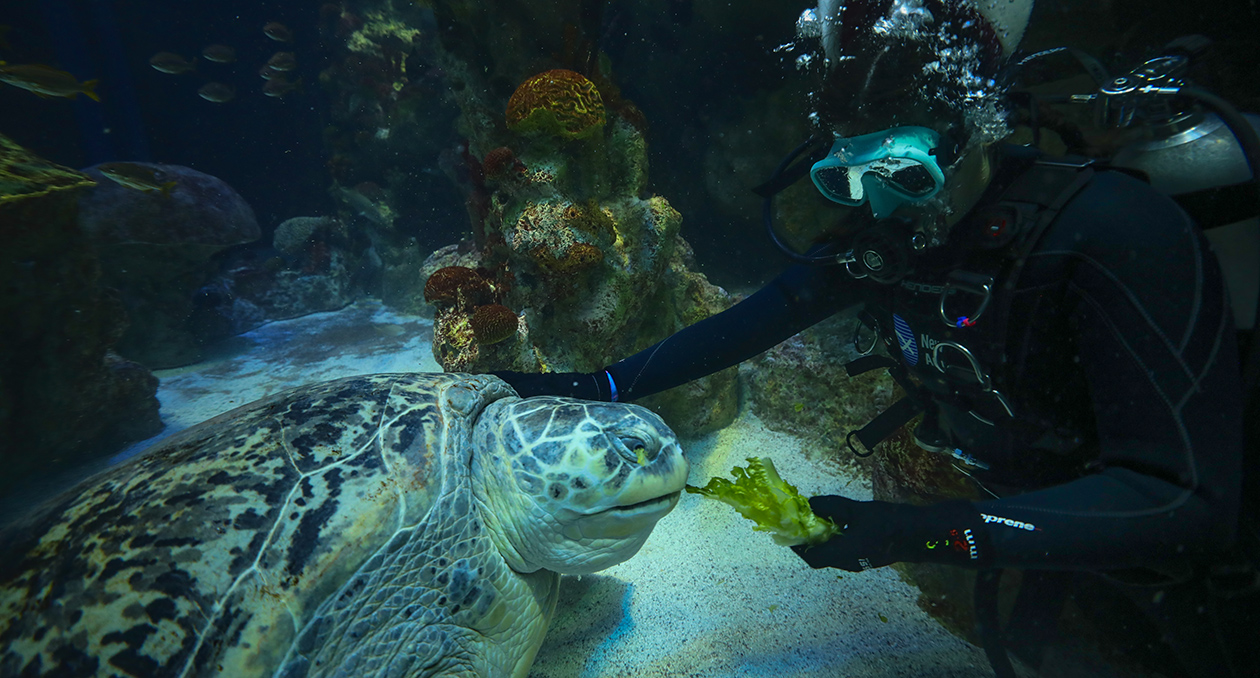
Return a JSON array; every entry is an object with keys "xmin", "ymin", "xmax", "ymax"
[{"xmin": 893, "ymin": 313, "xmax": 918, "ymax": 366}]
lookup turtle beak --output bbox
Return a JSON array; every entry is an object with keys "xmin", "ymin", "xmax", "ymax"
[
  {"xmin": 610, "ymin": 490, "xmax": 681, "ymax": 516},
  {"xmin": 571, "ymin": 490, "xmax": 682, "ymax": 539}
]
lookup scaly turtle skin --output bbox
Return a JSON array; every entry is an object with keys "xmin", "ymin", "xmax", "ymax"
[{"xmin": 0, "ymin": 373, "xmax": 688, "ymax": 677}]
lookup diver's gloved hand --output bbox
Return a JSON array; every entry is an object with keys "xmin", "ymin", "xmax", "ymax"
[
  {"xmin": 790, "ymin": 496, "xmax": 991, "ymax": 572},
  {"xmin": 490, "ymin": 370, "xmax": 614, "ymax": 401}
]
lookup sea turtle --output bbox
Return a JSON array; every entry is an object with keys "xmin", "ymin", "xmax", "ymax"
[{"xmin": 0, "ymin": 373, "xmax": 688, "ymax": 677}]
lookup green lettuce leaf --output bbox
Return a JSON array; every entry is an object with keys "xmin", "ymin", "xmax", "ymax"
[{"xmin": 685, "ymin": 457, "xmax": 840, "ymax": 546}]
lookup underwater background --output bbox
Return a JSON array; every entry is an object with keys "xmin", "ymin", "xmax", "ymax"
[{"xmin": 2, "ymin": 1, "xmax": 1260, "ymax": 677}]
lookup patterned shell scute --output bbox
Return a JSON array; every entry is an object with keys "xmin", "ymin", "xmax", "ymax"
[{"xmin": 0, "ymin": 373, "xmax": 486, "ymax": 678}]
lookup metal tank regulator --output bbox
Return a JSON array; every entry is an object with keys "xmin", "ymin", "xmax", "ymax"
[{"xmin": 1093, "ymin": 53, "xmax": 1195, "ymax": 129}]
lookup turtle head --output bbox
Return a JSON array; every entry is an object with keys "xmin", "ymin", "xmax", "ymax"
[{"xmin": 471, "ymin": 396, "xmax": 688, "ymax": 574}]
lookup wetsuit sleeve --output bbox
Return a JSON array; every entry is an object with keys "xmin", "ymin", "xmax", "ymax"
[
  {"xmin": 605, "ymin": 260, "xmax": 859, "ymax": 401},
  {"xmin": 974, "ymin": 171, "xmax": 1245, "ymax": 573}
]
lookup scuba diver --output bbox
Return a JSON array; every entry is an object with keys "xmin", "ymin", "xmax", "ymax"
[{"xmin": 493, "ymin": 1, "xmax": 1258, "ymax": 675}]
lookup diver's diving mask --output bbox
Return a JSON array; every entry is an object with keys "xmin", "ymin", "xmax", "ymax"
[{"xmin": 810, "ymin": 126, "xmax": 946, "ymax": 219}]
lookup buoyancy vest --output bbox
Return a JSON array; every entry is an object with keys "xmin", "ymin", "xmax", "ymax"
[{"xmin": 845, "ymin": 153, "xmax": 1106, "ymax": 488}]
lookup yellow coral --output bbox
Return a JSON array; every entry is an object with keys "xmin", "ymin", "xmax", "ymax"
[
  {"xmin": 346, "ymin": 12, "xmax": 424, "ymax": 57},
  {"xmin": 506, "ymin": 69, "xmax": 606, "ymax": 140}
]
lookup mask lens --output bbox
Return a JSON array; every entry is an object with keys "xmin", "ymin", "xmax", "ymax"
[
  {"xmin": 812, "ymin": 165, "xmax": 864, "ymax": 203},
  {"xmin": 869, "ymin": 158, "xmax": 938, "ymax": 197}
]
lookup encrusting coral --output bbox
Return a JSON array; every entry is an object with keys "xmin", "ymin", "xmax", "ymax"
[
  {"xmin": 273, "ymin": 216, "xmax": 340, "ymax": 257},
  {"xmin": 423, "ymin": 265, "xmax": 491, "ymax": 308},
  {"xmin": 424, "ymin": 265, "xmax": 523, "ymax": 368},
  {"xmin": 482, "ymin": 146, "xmax": 525, "ymax": 182},
  {"xmin": 470, "ymin": 304, "xmax": 519, "ymax": 345},
  {"xmin": 533, "ymin": 241, "xmax": 603, "ymax": 273}
]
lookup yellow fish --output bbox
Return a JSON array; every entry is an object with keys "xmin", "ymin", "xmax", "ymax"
[
  {"xmin": 0, "ymin": 62, "xmax": 99, "ymax": 101},
  {"xmin": 97, "ymin": 162, "xmax": 177, "ymax": 197}
]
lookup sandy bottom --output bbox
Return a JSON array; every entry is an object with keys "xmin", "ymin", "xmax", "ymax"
[{"xmin": 119, "ymin": 300, "xmax": 992, "ymax": 677}]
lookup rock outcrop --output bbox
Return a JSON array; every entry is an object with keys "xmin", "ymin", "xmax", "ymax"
[
  {"xmin": 79, "ymin": 162, "xmax": 260, "ymax": 368},
  {"xmin": 0, "ymin": 135, "xmax": 162, "ymax": 493}
]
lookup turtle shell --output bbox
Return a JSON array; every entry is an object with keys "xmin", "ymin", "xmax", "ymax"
[{"xmin": 0, "ymin": 373, "xmax": 515, "ymax": 677}]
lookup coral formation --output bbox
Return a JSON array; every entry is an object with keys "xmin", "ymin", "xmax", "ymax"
[
  {"xmin": 273, "ymin": 216, "xmax": 340, "ymax": 257},
  {"xmin": 482, "ymin": 146, "xmax": 524, "ymax": 181},
  {"xmin": 506, "ymin": 69, "xmax": 606, "ymax": 140},
  {"xmin": 432, "ymin": 305, "xmax": 477, "ymax": 371},
  {"xmin": 534, "ymin": 241, "xmax": 603, "ymax": 273},
  {"xmin": 423, "ymin": 265, "xmax": 491, "ymax": 308},
  {"xmin": 405, "ymin": 14, "xmax": 738, "ymax": 434},
  {"xmin": 470, "ymin": 304, "xmax": 519, "ymax": 344},
  {"xmin": 422, "ymin": 98, "xmax": 739, "ymax": 433}
]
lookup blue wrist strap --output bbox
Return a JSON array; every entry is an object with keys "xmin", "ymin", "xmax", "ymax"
[{"xmin": 605, "ymin": 370, "xmax": 619, "ymax": 402}]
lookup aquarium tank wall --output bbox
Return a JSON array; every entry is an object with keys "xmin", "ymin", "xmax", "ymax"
[{"xmin": 1, "ymin": 1, "xmax": 1258, "ymax": 677}]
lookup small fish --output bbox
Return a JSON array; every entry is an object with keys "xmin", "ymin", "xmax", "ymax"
[
  {"xmin": 266, "ymin": 51, "xmax": 296, "ymax": 72},
  {"xmin": 200, "ymin": 44, "xmax": 236, "ymax": 64},
  {"xmin": 197, "ymin": 82, "xmax": 235, "ymax": 103},
  {"xmin": 337, "ymin": 185, "xmax": 387, "ymax": 224},
  {"xmin": 149, "ymin": 52, "xmax": 195, "ymax": 74},
  {"xmin": 97, "ymin": 162, "xmax": 177, "ymax": 197},
  {"xmin": 0, "ymin": 62, "xmax": 99, "ymax": 101},
  {"xmin": 263, "ymin": 21, "xmax": 293, "ymax": 42},
  {"xmin": 262, "ymin": 75, "xmax": 301, "ymax": 98},
  {"xmin": 258, "ymin": 64, "xmax": 274, "ymax": 80}
]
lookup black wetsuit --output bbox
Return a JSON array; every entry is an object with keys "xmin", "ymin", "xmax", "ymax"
[{"xmin": 599, "ymin": 151, "xmax": 1250, "ymax": 674}]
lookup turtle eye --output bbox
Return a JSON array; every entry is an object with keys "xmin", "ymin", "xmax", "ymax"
[{"xmin": 614, "ymin": 436, "xmax": 656, "ymax": 465}]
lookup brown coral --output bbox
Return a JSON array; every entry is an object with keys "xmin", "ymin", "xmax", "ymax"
[
  {"xmin": 505, "ymin": 69, "xmax": 606, "ymax": 140},
  {"xmin": 470, "ymin": 304, "xmax": 519, "ymax": 345},
  {"xmin": 482, "ymin": 146, "xmax": 523, "ymax": 181},
  {"xmin": 423, "ymin": 266, "xmax": 490, "ymax": 308}
]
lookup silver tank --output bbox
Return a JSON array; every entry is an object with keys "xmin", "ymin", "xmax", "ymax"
[{"xmin": 1111, "ymin": 111, "xmax": 1260, "ymax": 329}]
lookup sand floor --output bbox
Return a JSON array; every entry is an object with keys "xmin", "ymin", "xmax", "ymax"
[{"xmin": 118, "ymin": 299, "xmax": 993, "ymax": 677}]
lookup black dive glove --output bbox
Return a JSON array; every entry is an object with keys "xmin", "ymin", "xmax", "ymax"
[
  {"xmin": 490, "ymin": 370, "xmax": 615, "ymax": 401},
  {"xmin": 790, "ymin": 496, "xmax": 992, "ymax": 572}
]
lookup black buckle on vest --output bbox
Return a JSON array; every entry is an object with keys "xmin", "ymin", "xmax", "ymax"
[
  {"xmin": 843, "ymin": 354, "xmax": 928, "ymax": 457},
  {"xmin": 846, "ymin": 396, "xmax": 924, "ymax": 457}
]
